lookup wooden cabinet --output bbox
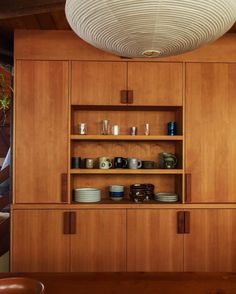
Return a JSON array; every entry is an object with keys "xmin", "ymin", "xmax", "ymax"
[
  {"xmin": 12, "ymin": 209, "xmax": 126, "ymax": 272},
  {"xmin": 128, "ymin": 62, "xmax": 183, "ymax": 106},
  {"xmin": 11, "ymin": 209, "xmax": 70, "ymax": 272},
  {"xmin": 186, "ymin": 63, "xmax": 236, "ymax": 202},
  {"xmin": 71, "ymin": 209, "xmax": 126, "ymax": 272},
  {"xmin": 127, "ymin": 209, "xmax": 184, "ymax": 272},
  {"xmin": 14, "ymin": 60, "xmax": 69, "ymax": 203},
  {"xmin": 71, "ymin": 61, "xmax": 183, "ymax": 106},
  {"xmin": 184, "ymin": 209, "xmax": 236, "ymax": 272}
]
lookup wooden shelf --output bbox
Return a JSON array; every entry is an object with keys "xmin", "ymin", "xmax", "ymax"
[
  {"xmin": 70, "ymin": 169, "xmax": 184, "ymax": 175},
  {"xmin": 70, "ymin": 135, "xmax": 183, "ymax": 141}
]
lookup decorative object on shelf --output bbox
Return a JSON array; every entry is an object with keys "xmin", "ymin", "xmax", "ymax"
[
  {"xmin": 159, "ymin": 152, "xmax": 178, "ymax": 169},
  {"xmin": 114, "ymin": 157, "xmax": 128, "ymax": 169},
  {"xmin": 167, "ymin": 121, "xmax": 177, "ymax": 136},
  {"xmin": 65, "ymin": 0, "xmax": 236, "ymax": 58},
  {"xmin": 112, "ymin": 125, "xmax": 120, "ymax": 135},
  {"xmin": 71, "ymin": 157, "xmax": 82, "ymax": 169},
  {"xmin": 154, "ymin": 192, "xmax": 179, "ymax": 203},
  {"xmin": 101, "ymin": 120, "xmax": 110, "ymax": 135},
  {"xmin": 78, "ymin": 122, "xmax": 87, "ymax": 135},
  {"xmin": 142, "ymin": 160, "xmax": 155, "ymax": 169},
  {"xmin": 85, "ymin": 158, "xmax": 95, "ymax": 169},
  {"xmin": 99, "ymin": 157, "xmax": 113, "ymax": 169},
  {"xmin": 130, "ymin": 183, "xmax": 155, "ymax": 203},
  {"xmin": 144, "ymin": 123, "xmax": 150, "ymax": 136},
  {"xmin": 128, "ymin": 157, "xmax": 142, "ymax": 169},
  {"xmin": 130, "ymin": 126, "xmax": 137, "ymax": 136},
  {"xmin": 109, "ymin": 185, "xmax": 125, "ymax": 201},
  {"xmin": 74, "ymin": 188, "xmax": 101, "ymax": 202}
]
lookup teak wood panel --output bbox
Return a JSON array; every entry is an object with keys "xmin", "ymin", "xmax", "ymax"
[
  {"xmin": 14, "ymin": 60, "xmax": 69, "ymax": 203},
  {"xmin": 186, "ymin": 63, "xmax": 236, "ymax": 202},
  {"xmin": 128, "ymin": 62, "xmax": 183, "ymax": 106},
  {"xmin": 184, "ymin": 209, "xmax": 236, "ymax": 272},
  {"xmin": 70, "ymin": 209, "xmax": 126, "ymax": 272},
  {"xmin": 127, "ymin": 209, "xmax": 184, "ymax": 271},
  {"xmin": 11, "ymin": 210, "xmax": 70, "ymax": 272},
  {"xmin": 71, "ymin": 61, "xmax": 127, "ymax": 105}
]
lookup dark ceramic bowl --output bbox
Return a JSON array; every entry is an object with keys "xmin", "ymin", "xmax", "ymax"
[{"xmin": 0, "ymin": 277, "xmax": 44, "ymax": 294}]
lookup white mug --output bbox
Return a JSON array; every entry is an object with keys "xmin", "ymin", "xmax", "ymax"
[
  {"xmin": 99, "ymin": 160, "xmax": 112, "ymax": 169},
  {"xmin": 128, "ymin": 158, "xmax": 142, "ymax": 169}
]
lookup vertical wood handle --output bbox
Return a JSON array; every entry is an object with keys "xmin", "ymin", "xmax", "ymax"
[
  {"xmin": 70, "ymin": 212, "xmax": 76, "ymax": 234},
  {"xmin": 184, "ymin": 211, "xmax": 190, "ymax": 234},
  {"xmin": 61, "ymin": 173, "xmax": 68, "ymax": 202},
  {"xmin": 185, "ymin": 174, "xmax": 191, "ymax": 203},
  {"xmin": 63, "ymin": 212, "xmax": 71, "ymax": 234},
  {"xmin": 177, "ymin": 211, "xmax": 185, "ymax": 234},
  {"xmin": 120, "ymin": 90, "xmax": 127, "ymax": 104},
  {"xmin": 127, "ymin": 90, "xmax": 134, "ymax": 104}
]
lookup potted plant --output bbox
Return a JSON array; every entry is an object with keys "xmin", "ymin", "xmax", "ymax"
[{"xmin": 0, "ymin": 72, "xmax": 12, "ymax": 127}]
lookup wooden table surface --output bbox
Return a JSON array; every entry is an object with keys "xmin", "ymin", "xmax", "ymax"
[{"xmin": 1, "ymin": 272, "xmax": 236, "ymax": 294}]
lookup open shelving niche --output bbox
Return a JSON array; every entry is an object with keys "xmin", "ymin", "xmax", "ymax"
[{"xmin": 69, "ymin": 105, "xmax": 185, "ymax": 205}]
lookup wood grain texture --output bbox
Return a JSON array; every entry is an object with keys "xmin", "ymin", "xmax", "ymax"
[
  {"xmin": 11, "ymin": 209, "xmax": 70, "ymax": 272},
  {"xmin": 186, "ymin": 63, "xmax": 236, "ymax": 202},
  {"xmin": 71, "ymin": 61, "xmax": 127, "ymax": 105},
  {"xmin": 14, "ymin": 31, "xmax": 236, "ymax": 62},
  {"xmin": 127, "ymin": 209, "xmax": 184, "ymax": 271},
  {"xmin": 70, "ymin": 209, "xmax": 126, "ymax": 272},
  {"xmin": 184, "ymin": 209, "xmax": 236, "ymax": 272},
  {"xmin": 14, "ymin": 60, "xmax": 69, "ymax": 203},
  {"xmin": 128, "ymin": 62, "xmax": 183, "ymax": 106}
]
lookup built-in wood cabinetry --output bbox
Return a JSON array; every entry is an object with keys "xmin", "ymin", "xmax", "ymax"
[
  {"xmin": 186, "ymin": 63, "xmax": 236, "ymax": 202},
  {"xmin": 14, "ymin": 60, "xmax": 69, "ymax": 203},
  {"xmin": 12, "ymin": 31, "xmax": 236, "ymax": 273},
  {"xmin": 127, "ymin": 209, "xmax": 184, "ymax": 272},
  {"xmin": 12, "ymin": 209, "xmax": 70, "ymax": 272},
  {"xmin": 184, "ymin": 209, "xmax": 236, "ymax": 272},
  {"xmin": 71, "ymin": 61, "xmax": 183, "ymax": 106}
]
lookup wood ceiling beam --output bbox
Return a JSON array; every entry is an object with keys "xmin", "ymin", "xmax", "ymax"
[{"xmin": 0, "ymin": 0, "xmax": 66, "ymax": 19}]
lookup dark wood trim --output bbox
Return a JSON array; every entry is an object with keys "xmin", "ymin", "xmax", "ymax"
[
  {"xmin": 120, "ymin": 90, "xmax": 127, "ymax": 104},
  {"xmin": 63, "ymin": 212, "xmax": 70, "ymax": 235},
  {"xmin": 61, "ymin": 173, "xmax": 68, "ymax": 203},
  {"xmin": 177, "ymin": 211, "xmax": 185, "ymax": 234},
  {"xmin": 185, "ymin": 174, "xmax": 191, "ymax": 203},
  {"xmin": 127, "ymin": 90, "xmax": 134, "ymax": 104},
  {"xmin": 70, "ymin": 212, "xmax": 76, "ymax": 234},
  {"xmin": 184, "ymin": 211, "xmax": 190, "ymax": 234}
]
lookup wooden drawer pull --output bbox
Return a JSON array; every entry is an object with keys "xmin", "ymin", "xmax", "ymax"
[
  {"xmin": 63, "ymin": 212, "xmax": 71, "ymax": 234},
  {"xmin": 70, "ymin": 212, "xmax": 76, "ymax": 234},
  {"xmin": 120, "ymin": 90, "xmax": 127, "ymax": 104},
  {"xmin": 177, "ymin": 211, "xmax": 185, "ymax": 234},
  {"xmin": 184, "ymin": 211, "xmax": 190, "ymax": 234}
]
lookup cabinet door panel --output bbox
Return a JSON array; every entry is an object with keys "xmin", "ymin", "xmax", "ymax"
[
  {"xmin": 71, "ymin": 61, "xmax": 127, "ymax": 105},
  {"xmin": 184, "ymin": 209, "xmax": 236, "ymax": 272},
  {"xmin": 71, "ymin": 210, "xmax": 126, "ymax": 272},
  {"xmin": 127, "ymin": 209, "xmax": 184, "ymax": 271},
  {"xmin": 12, "ymin": 210, "xmax": 70, "ymax": 272},
  {"xmin": 186, "ymin": 63, "xmax": 236, "ymax": 202},
  {"xmin": 128, "ymin": 62, "xmax": 183, "ymax": 106},
  {"xmin": 15, "ymin": 60, "xmax": 69, "ymax": 203}
]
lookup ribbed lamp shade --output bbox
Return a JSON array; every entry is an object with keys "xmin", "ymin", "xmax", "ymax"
[{"xmin": 65, "ymin": 0, "xmax": 236, "ymax": 58}]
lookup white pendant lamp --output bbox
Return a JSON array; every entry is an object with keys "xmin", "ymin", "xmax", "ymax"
[{"xmin": 65, "ymin": 0, "xmax": 236, "ymax": 58}]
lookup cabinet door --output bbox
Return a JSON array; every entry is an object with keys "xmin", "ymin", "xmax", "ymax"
[
  {"xmin": 127, "ymin": 209, "xmax": 184, "ymax": 271},
  {"xmin": 11, "ymin": 210, "xmax": 70, "ymax": 272},
  {"xmin": 186, "ymin": 63, "xmax": 236, "ymax": 202},
  {"xmin": 184, "ymin": 209, "xmax": 236, "ymax": 272},
  {"xmin": 71, "ymin": 61, "xmax": 127, "ymax": 105},
  {"xmin": 71, "ymin": 209, "xmax": 126, "ymax": 272},
  {"xmin": 15, "ymin": 60, "xmax": 69, "ymax": 203},
  {"xmin": 128, "ymin": 62, "xmax": 183, "ymax": 106}
]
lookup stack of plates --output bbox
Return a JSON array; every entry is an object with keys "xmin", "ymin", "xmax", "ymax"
[
  {"xmin": 154, "ymin": 192, "xmax": 178, "ymax": 203},
  {"xmin": 74, "ymin": 188, "xmax": 101, "ymax": 203}
]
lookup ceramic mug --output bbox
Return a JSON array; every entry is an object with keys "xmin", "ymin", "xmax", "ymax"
[
  {"xmin": 114, "ymin": 157, "xmax": 128, "ymax": 168},
  {"xmin": 85, "ymin": 158, "xmax": 95, "ymax": 169},
  {"xmin": 99, "ymin": 160, "xmax": 112, "ymax": 169},
  {"xmin": 128, "ymin": 158, "xmax": 142, "ymax": 169}
]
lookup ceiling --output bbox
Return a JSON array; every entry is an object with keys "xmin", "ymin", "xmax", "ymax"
[{"xmin": 0, "ymin": 0, "xmax": 236, "ymax": 61}]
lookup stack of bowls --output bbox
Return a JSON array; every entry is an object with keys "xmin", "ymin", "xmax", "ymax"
[
  {"xmin": 109, "ymin": 185, "xmax": 124, "ymax": 201},
  {"xmin": 74, "ymin": 188, "xmax": 101, "ymax": 203},
  {"xmin": 130, "ymin": 183, "xmax": 155, "ymax": 203}
]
